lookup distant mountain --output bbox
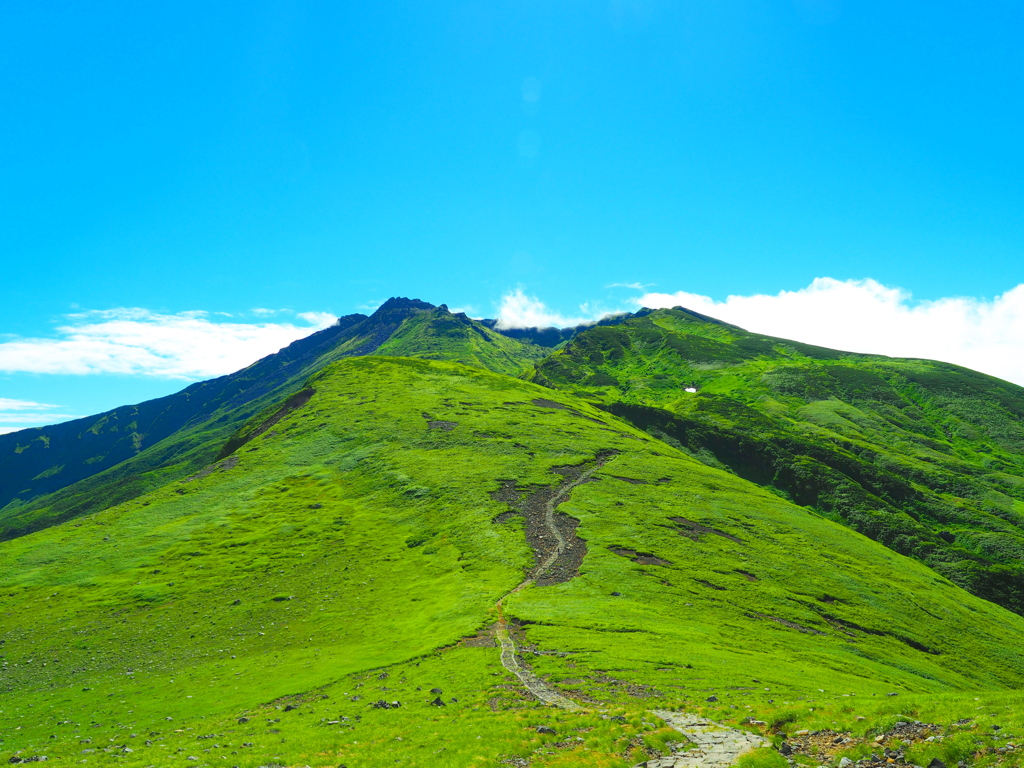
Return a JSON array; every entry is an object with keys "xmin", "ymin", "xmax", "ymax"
[
  {"xmin": 0, "ymin": 298, "xmax": 546, "ymax": 538},
  {"xmin": 532, "ymin": 306, "xmax": 1024, "ymax": 614}
]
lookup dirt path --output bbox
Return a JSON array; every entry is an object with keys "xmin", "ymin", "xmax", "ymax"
[
  {"xmin": 634, "ymin": 711, "xmax": 770, "ymax": 768},
  {"xmin": 493, "ymin": 455, "xmax": 611, "ymax": 709},
  {"xmin": 489, "ymin": 456, "xmax": 769, "ymax": 766}
]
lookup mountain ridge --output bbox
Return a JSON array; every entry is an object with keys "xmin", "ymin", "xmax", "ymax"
[{"xmin": 0, "ymin": 298, "xmax": 549, "ymax": 536}]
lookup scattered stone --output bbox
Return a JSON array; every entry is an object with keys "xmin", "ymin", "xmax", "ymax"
[
  {"xmin": 238, "ymin": 717, "xmax": 249, "ymax": 724},
  {"xmin": 840, "ymin": 759, "xmax": 853, "ymax": 768},
  {"xmin": 611, "ymin": 592, "xmax": 622, "ymax": 596},
  {"xmin": 611, "ymin": 716, "xmax": 627, "ymax": 723},
  {"xmin": 430, "ymin": 697, "xmax": 445, "ymax": 707},
  {"xmin": 232, "ymin": 599, "xmax": 241, "ymax": 606},
  {"xmin": 283, "ymin": 705, "xmax": 297, "ymax": 712},
  {"xmin": 780, "ymin": 743, "xmax": 793, "ymax": 756},
  {"xmin": 430, "ymin": 688, "xmax": 442, "ymax": 695},
  {"xmin": 536, "ymin": 726, "xmax": 556, "ymax": 735},
  {"xmin": 706, "ymin": 695, "xmax": 719, "ymax": 703},
  {"xmin": 927, "ymin": 760, "xmax": 946, "ymax": 768},
  {"xmin": 886, "ymin": 692, "xmax": 899, "ymax": 697}
]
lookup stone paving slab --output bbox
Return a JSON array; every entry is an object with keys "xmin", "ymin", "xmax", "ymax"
[{"xmin": 634, "ymin": 710, "xmax": 770, "ymax": 768}]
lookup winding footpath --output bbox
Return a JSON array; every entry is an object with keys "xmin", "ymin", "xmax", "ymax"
[
  {"xmin": 492, "ymin": 457, "xmax": 769, "ymax": 768},
  {"xmin": 493, "ymin": 458, "xmax": 609, "ymax": 709}
]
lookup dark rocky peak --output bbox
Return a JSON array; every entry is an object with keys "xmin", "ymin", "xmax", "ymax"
[
  {"xmin": 346, "ymin": 297, "xmax": 437, "ymax": 357},
  {"xmin": 335, "ymin": 313, "xmax": 369, "ymax": 329},
  {"xmin": 372, "ymin": 297, "xmax": 435, "ymax": 314}
]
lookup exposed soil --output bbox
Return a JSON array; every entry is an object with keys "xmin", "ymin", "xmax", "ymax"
[
  {"xmin": 668, "ymin": 517, "xmax": 743, "ymax": 544},
  {"xmin": 610, "ymin": 475, "xmax": 650, "ymax": 485},
  {"xmin": 695, "ymin": 579, "xmax": 727, "ymax": 591},
  {"xmin": 459, "ymin": 625, "xmax": 497, "ymax": 648},
  {"xmin": 745, "ymin": 611, "xmax": 825, "ymax": 635},
  {"xmin": 427, "ymin": 420, "xmax": 458, "ymax": 431},
  {"xmin": 492, "ymin": 450, "xmax": 617, "ymax": 708},
  {"xmin": 491, "ymin": 450, "xmax": 617, "ymax": 586},
  {"xmin": 609, "ymin": 545, "xmax": 673, "ymax": 566}
]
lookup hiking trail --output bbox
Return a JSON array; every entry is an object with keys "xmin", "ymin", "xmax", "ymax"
[
  {"xmin": 634, "ymin": 711, "xmax": 770, "ymax": 768},
  {"xmin": 493, "ymin": 453, "xmax": 613, "ymax": 709}
]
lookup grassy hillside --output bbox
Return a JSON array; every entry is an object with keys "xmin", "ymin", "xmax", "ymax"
[
  {"xmin": 0, "ymin": 300, "xmax": 546, "ymax": 541},
  {"xmin": 531, "ymin": 307, "xmax": 1024, "ymax": 615},
  {"xmin": 375, "ymin": 305, "xmax": 549, "ymax": 374},
  {"xmin": 2, "ymin": 357, "xmax": 1023, "ymax": 767}
]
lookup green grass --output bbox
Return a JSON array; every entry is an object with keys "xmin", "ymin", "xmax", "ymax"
[
  {"xmin": 532, "ymin": 307, "xmax": 1024, "ymax": 614},
  {"xmin": 2, "ymin": 356, "xmax": 1024, "ymax": 766},
  {"xmin": 0, "ymin": 302, "xmax": 547, "ymax": 542}
]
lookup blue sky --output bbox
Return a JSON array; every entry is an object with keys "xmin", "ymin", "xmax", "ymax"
[{"xmin": 3, "ymin": 1, "xmax": 1024, "ymax": 431}]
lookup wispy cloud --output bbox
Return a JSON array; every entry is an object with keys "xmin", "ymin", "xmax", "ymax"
[
  {"xmin": 493, "ymin": 289, "xmax": 615, "ymax": 329},
  {"xmin": 0, "ymin": 398, "xmax": 60, "ymax": 411},
  {"xmin": 606, "ymin": 281, "xmax": 655, "ymax": 290},
  {"xmin": 0, "ymin": 398, "xmax": 83, "ymax": 435},
  {"xmin": 638, "ymin": 278, "xmax": 1024, "ymax": 387},
  {"xmin": 0, "ymin": 308, "xmax": 337, "ymax": 380}
]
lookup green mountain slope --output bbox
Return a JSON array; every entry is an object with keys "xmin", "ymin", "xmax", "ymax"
[
  {"xmin": 374, "ymin": 305, "xmax": 549, "ymax": 374},
  {"xmin": 0, "ymin": 299, "xmax": 546, "ymax": 540},
  {"xmin": 2, "ymin": 357, "xmax": 1023, "ymax": 766},
  {"xmin": 531, "ymin": 307, "xmax": 1024, "ymax": 614}
]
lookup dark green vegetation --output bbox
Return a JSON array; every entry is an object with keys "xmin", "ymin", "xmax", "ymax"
[
  {"xmin": 533, "ymin": 308, "xmax": 1024, "ymax": 615},
  {"xmin": 0, "ymin": 299, "xmax": 546, "ymax": 540},
  {"xmin": 3, "ymin": 301, "xmax": 1024, "ymax": 767}
]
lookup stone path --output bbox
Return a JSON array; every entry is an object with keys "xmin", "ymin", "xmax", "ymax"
[
  {"xmin": 634, "ymin": 711, "xmax": 770, "ymax": 768},
  {"xmin": 494, "ymin": 626, "xmax": 580, "ymax": 709}
]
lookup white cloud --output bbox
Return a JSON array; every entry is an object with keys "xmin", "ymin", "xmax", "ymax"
[
  {"xmin": 607, "ymin": 281, "xmax": 655, "ymax": 290},
  {"xmin": 0, "ymin": 398, "xmax": 59, "ymax": 411},
  {"xmin": 638, "ymin": 278, "xmax": 1024, "ymax": 387},
  {"xmin": 0, "ymin": 412, "xmax": 86, "ymax": 425},
  {"xmin": 296, "ymin": 311, "xmax": 337, "ymax": 326},
  {"xmin": 494, "ymin": 288, "xmax": 613, "ymax": 329},
  {"xmin": 0, "ymin": 308, "xmax": 337, "ymax": 380},
  {"xmin": 0, "ymin": 398, "xmax": 83, "ymax": 435}
]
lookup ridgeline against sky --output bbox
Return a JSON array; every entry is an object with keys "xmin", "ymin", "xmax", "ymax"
[{"xmin": 2, "ymin": 2, "xmax": 1024, "ymax": 430}]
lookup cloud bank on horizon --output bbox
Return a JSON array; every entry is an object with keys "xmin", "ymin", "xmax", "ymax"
[
  {"xmin": 496, "ymin": 278, "xmax": 1024, "ymax": 387},
  {"xmin": 0, "ymin": 308, "xmax": 336, "ymax": 380},
  {"xmin": 3, "ymin": 279, "xmax": 1023, "ymax": 435}
]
